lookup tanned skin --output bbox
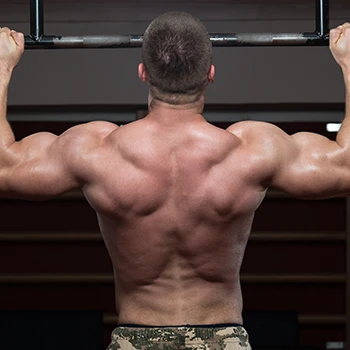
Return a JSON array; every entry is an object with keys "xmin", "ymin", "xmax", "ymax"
[{"xmin": 0, "ymin": 24, "xmax": 350, "ymax": 326}]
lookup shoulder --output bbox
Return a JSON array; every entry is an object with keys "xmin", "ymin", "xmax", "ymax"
[
  {"xmin": 53, "ymin": 121, "xmax": 119, "ymax": 168},
  {"xmin": 226, "ymin": 121, "xmax": 291, "ymax": 157},
  {"xmin": 62, "ymin": 121, "xmax": 119, "ymax": 139},
  {"xmin": 226, "ymin": 121, "xmax": 284, "ymax": 142},
  {"xmin": 58, "ymin": 121, "xmax": 119, "ymax": 149},
  {"xmin": 226, "ymin": 121, "xmax": 294, "ymax": 186}
]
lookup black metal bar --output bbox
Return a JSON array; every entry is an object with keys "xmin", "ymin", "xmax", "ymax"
[
  {"xmin": 315, "ymin": 0, "xmax": 329, "ymax": 38},
  {"xmin": 30, "ymin": 0, "xmax": 44, "ymax": 41},
  {"xmin": 25, "ymin": 0, "xmax": 329, "ymax": 49},
  {"xmin": 24, "ymin": 32, "xmax": 329, "ymax": 49},
  {"xmin": 210, "ymin": 32, "xmax": 327, "ymax": 47}
]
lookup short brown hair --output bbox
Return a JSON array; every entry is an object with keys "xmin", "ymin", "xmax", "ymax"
[{"xmin": 142, "ymin": 12, "xmax": 212, "ymax": 105}]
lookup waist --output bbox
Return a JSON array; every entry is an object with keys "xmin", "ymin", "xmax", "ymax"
[
  {"xmin": 117, "ymin": 304, "xmax": 243, "ymax": 326},
  {"xmin": 116, "ymin": 284, "xmax": 243, "ymax": 325}
]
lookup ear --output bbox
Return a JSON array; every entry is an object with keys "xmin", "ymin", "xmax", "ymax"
[
  {"xmin": 138, "ymin": 63, "xmax": 148, "ymax": 82},
  {"xmin": 208, "ymin": 65, "xmax": 215, "ymax": 83}
]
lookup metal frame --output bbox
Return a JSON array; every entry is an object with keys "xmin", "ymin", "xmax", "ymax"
[{"xmin": 24, "ymin": 0, "xmax": 329, "ymax": 49}]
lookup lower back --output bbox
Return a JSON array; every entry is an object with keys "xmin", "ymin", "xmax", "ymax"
[
  {"xmin": 99, "ymin": 211, "xmax": 254, "ymax": 326},
  {"xmin": 116, "ymin": 270, "xmax": 244, "ymax": 326}
]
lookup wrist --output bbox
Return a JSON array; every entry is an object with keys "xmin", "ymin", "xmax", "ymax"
[
  {"xmin": 342, "ymin": 65, "xmax": 350, "ymax": 77},
  {"xmin": 342, "ymin": 68, "xmax": 350, "ymax": 84},
  {"xmin": 0, "ymin": 67, "xmax": 13, "ymax": 86}
]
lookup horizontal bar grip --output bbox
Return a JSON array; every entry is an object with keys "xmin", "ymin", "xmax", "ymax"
[{"xmin": 24, "ymin": 32, "xmax": 329, "ymax": 49}]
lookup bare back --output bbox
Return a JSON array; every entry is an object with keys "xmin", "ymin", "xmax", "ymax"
[{"xmin": 82, "ymin": 114, "xmax": 267, "ymax": 326}]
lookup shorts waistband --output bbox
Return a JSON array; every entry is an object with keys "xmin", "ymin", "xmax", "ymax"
[{"xmin": 118, "ymin": 323, "xmax": 243, "ymax": 328}]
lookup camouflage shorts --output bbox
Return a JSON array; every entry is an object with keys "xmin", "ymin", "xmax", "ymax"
[{"xmin": 107, "ymin": 324, "xmax": 251, "ymax": 350}]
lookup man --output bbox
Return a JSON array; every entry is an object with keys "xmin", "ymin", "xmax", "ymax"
[{"xmin": 0, "ymin": 11, "xmax": 349, "ymax": 350}]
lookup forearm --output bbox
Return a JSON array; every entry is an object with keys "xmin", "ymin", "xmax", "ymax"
[
  {"xmin": 0, "ymin": 69, "xmax": 15, "ymax": 148},
  {"xmin": 336, "ymin": 69, "xmax": 350, "ymax": 147}
]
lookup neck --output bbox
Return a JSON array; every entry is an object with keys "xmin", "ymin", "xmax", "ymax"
[{"xmin": 148, "ymin": 95, "xmax": 205, "ymax": 121}]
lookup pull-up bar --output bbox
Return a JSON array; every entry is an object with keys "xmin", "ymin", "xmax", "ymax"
[{"xmin": 24, "ymin": 0, "xmax": 329, "ymax": 49}]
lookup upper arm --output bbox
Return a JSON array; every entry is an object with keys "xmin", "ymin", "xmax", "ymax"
[
  {"xmin": 228, "ymin": 121, "xmax": 350, "ymax": 199},
  {"xmin": 0, "ymin": 121, "xmax": 118, "ymax": 200},
  {"xmin": 271, "ymin": 129, "xmax": 349, "ymax": 199}
]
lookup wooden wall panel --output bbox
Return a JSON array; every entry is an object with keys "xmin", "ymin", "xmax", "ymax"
[
  {"xmin": 0, "ymin": 284, "xmax": 116, "ymax": 312},
  {"xmin": 243, "ymin": 241, "xmax": 346, "ymax": 274},
  {"xmin": 299, "ymin": 325, "xmax": 345, "ymax": 348},
  {"xmin": 242, "ymin": 283, "xmax": 345, "ymax": 314},
  {"xmin": 0, "ymin": 241, "xmax": 112, "ymax": 274},
  {"xmin": 0, "ymin": 199, "xmax": 98, "ymax": 231},
  {"xmin": 253, "ymin": 198, "xmax": 346, "ymax": 231}
]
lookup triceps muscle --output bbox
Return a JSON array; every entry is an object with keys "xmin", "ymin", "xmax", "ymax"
[
  {"xmin": 272, "ymin": 132, "xmax": 350, "ymax": 199},
  {"xmin": 0, "ymin": 132, "xmax": 81, "ymax": 199}
]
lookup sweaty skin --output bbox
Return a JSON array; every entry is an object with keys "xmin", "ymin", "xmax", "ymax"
[
  {"xmin": 0, "ymin": 24, "xmax": 350, "ymax": 326},
  {"xmin": 84, "ymin": 112, "xmax": 267, "ymax": 325}
]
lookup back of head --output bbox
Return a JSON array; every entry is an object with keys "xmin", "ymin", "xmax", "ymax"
[{"xmin": 142, "ymin": 12, "xmax": 212, "ymax": 105}]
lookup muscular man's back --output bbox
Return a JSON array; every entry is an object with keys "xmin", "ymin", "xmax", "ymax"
[{"xmin": 82, "ymin": 114, "xmax": 267, "ymax": 326}]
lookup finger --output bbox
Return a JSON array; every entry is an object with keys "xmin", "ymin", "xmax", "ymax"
[
  {"xmin": 330, "ymin": 26, "xmax": 343, "ymax": 46},
  {"xmin": 11, "ymin": 31, "xmax": 24, "ymax": 48},
  {"xmin": 344, "ymin": 25, "xmax": 350, "ymax": 36},
  {"xmin": 0, "ymin": 27, "xmax": 11, "ymax": 35}
]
